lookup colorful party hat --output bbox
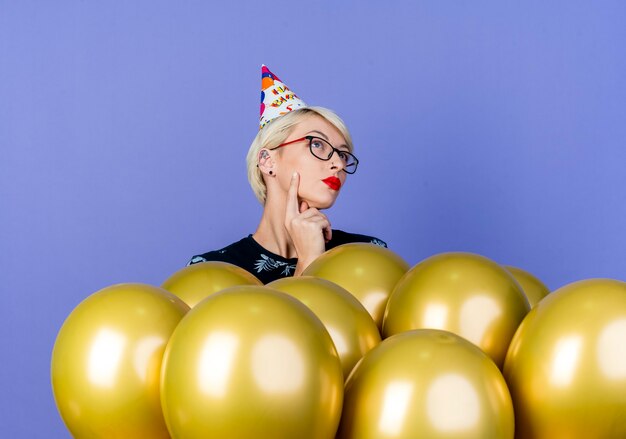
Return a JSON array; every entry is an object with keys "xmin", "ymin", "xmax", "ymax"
[{"xmin": 259, "ymin": 65, "xmax": 307, "ymax": 129}]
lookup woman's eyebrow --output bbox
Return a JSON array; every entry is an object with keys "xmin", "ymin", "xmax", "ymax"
[
  {"xmin": 307, "ymin": 130, "xmax": 350, "ymax": 150},
  {"xmin": 307, "ymin": 130, "xmax": 329, "ymax": 140}
]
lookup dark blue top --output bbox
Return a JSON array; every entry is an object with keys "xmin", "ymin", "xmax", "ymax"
[{"xmin": 188, "ymin": 229, "xmax": 387, "ymax": 284}]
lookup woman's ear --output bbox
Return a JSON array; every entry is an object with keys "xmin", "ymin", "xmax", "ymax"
[{"xmin": 258, "ymin": 148, "xmax": 275, "ymax": 177}]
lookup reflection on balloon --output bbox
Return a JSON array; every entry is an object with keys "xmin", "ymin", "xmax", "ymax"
[
  {"xmin": 504, "ymin": 278, "xmax": 626, "ymax": 438},
  {"xmin": 267, "ymin": 276, "xmax": 381, "ymax": 378},
  {"xmin": 162, "ymin": 261, "xmax": 262, "ymax": 307},
  {"xmin": 197, "ymin": 331, "xmax": 239, "ymax": 397},
  {"xmin": 337, "ymin": 329, "xmax": 514, "ymax": 439},
  {"xmin": 427, "ymin": 373, "xmax": 486, "ymax": 433},
  {"xmin": 383, "ymin": 252, "xmax": 529, "ymax": 367},
  {"xmin": 303, "ymin": 243, "xmax": 410, "ymax": 328},
  {"xmin": 505, "ymin": 265, "xmax": 550, "ymax": 308},
  {"xmin": 51, "ymin": 283, "xmax": 189, "ymax": 438},
  {"xmin": 160, "ymin": 286, "xmax": 343, "ymax": 439},
  {"xmin": 86, "ymin": 328, "xmax": 126, "ymax": 387}
]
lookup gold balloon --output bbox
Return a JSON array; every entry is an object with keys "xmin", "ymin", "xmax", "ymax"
[
  {"xmin": 160, "ymin": 285, "xmax": 343, "ymax": 439},
  {"xmin": 337, "ymin": 329, "xmax": 514, "ymax": 439},
  {"xmin": 267, "ymin": 276, "xmax": 381, "ymax": 379},
  {"xmin": 504, "ymin": 278, "xmax": 626, "ymax": 438},
  {"xmin": 302, "ymin": 243, "xmax": 410, "ymax": 329},
  {"xmin": 383, "ymin": 252, "xmax": 529, "ymax": 368},
  {"xmin": 505, "ymin": 265, "xmax": 550, "ymax": 308},
  {"xmin": 162, "ymin": 261, "xmax": 261, "ymax": 307},
  {"xmin": 51, "ymin": 283, "xmax": 190, "ymax": 438}
]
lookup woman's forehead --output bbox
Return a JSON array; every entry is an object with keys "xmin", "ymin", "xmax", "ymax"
[{"xmin": 291, "ymin": 115, "xmax": 346, "ymax": 145}]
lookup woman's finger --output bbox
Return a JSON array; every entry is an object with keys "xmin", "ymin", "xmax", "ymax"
[
  {"xmin": 286, "ymin": 172, "xmax": 300, "ymax": 219},
  {"xmin": 308, "ymin": 217, "xmax": 332, "ymax": 242},
  {"xmin": 299, "ymin": 200, "xmax": 309, "ymax": 213},
  {"xmin": 299, "ymin": 208, "xmax": 322, "ymax": 220},
  {"xmin": 323, "ymin": 225, "xmax": 332, "ymax": 242}
]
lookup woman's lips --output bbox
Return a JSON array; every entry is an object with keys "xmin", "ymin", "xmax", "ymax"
[{"xmin": 322, "ymin": 176, "xmax": 342, "ymax": 191}]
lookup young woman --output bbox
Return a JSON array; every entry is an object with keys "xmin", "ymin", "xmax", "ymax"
[{"xmin": 188, "ymin": 66, "xmax": 386, "ymax": 284}]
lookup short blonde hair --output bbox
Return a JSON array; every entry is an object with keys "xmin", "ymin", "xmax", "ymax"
[{"xmin": 246, "ymin": 106, "xmax": 354, "ymax": 204}]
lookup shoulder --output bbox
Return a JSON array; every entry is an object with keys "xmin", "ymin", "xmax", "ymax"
[
  {"xmin": 187, "ymin": 236, "xmax": 255, "ymax": 266},
  {"xmin": 326, "ymin": 229, "xmax": 388, "ymax": 250}
]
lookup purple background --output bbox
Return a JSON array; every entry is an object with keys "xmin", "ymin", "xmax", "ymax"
[{"xmin": 2, "ymin": 1, "xmax": 625, "ymax": 436}]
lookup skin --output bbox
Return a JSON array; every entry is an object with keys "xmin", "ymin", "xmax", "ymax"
[{"xmin": 253, "ymin": 114, "xmax": 350, "ymax": 275}]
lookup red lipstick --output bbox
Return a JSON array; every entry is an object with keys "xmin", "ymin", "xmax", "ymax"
[{"xmin": 322, "ymin": 176, "xmax": 342, "ymax": 191}]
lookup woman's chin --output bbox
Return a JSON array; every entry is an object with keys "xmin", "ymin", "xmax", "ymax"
[{"xmin": 304, "ymin": 196, "xmax": 337, "ymax": 210}]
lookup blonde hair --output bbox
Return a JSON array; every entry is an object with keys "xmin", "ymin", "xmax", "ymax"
[{"xmin": 246, "ymin": 106, "xmax": 353, "ymax": 204}]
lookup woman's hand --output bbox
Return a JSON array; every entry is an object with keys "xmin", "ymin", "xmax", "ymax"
[{"xmin": 285, "ymin": 172, "xmax": 332, "ymax": 275}]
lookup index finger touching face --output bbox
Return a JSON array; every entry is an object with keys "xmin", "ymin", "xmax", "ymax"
[{"xmin": 286, "ymin": 172, "xmax": 300, "ymax": 216}]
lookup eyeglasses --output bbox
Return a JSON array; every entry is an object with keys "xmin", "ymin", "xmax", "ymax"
[{"xmin": 270, "ymin": 136, "xmax": 359, "ymax": 174}]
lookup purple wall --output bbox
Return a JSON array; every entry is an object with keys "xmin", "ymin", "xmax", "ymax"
[{"xmin": 1, "ymin": 1, "xmax": 625, "ymax": 436}]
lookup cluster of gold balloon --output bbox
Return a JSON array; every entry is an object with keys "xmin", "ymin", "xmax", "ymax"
[{"xmin": 51, "ymin": 244, "xmax": 626, "ymax": 438}]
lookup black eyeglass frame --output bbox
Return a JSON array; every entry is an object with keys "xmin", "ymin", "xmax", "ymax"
[{"xmin": 269, "ymin": 135, "xmax": 359, "ymax": 174}]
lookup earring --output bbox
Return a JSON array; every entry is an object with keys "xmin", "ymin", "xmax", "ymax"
[{"xmin": 269, "ymin": 171, "xmax": 273, "ymax": 175}]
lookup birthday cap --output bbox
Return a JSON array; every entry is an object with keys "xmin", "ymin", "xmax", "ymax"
[{"xmin": 259, "ymin": 65, "xmax": 307, "ymax": 129}]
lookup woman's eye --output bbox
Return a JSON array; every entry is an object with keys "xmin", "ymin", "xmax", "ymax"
[
  {"xmin": 311, "ymin": 140, "xmax": 324, "ymax": 149},
  {"xmin": 339, "ymin": 152, "xmax": 348, "ymax": 161}
]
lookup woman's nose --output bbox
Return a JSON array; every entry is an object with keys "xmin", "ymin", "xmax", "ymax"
[{"xmin": 329, "ymin": 150, "xmax": 345, "ymax": 171}]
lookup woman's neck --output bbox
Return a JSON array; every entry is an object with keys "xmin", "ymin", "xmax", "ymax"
[{"xmin": 252, "ymin": 194, "xmax": 298, "ymax": 259}]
